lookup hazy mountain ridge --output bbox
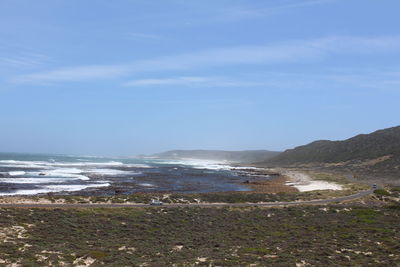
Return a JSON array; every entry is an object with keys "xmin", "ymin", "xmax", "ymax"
[
  {"xmin": 150, "ymin": 150, "xmax": 281, "ymax": 163},
  {"xmin": 265, "ymin": 126, "xmax": 400, "ymax": 180}
]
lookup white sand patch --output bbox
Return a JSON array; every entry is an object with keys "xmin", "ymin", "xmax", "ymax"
[
  {"xmin": 73, "ymin": 256, "xmax": 96, "ymax": 266},
  {"xmin": 118, "ymin": 246, "xmax": 136, "ymax": 254},
  {"xmin": 196, "ymin": 257, "xmax": 207, "ymax": 263},
  {"xmin": 296, "ymin": 260, "xmax": 307, "ymax": 267},
  {"xmin": 294, "ymin": 181, "xmax": 343, "ymax": 192},
  {"xmin": 172, "ymin": 245, "xmax": 183, "ymax": 251},
  {"xmin": 0, "ymin": 225, "xmax": 32, "ymax": 244},
  {"xmin": 283, "ymin": 171, "xmax": 343, "ymax": 192},
  {"xmin": 18, "ymin": 243, "xmax": 32, "ymax": 252}
]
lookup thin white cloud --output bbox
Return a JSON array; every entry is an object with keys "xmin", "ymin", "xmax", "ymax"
[
  {"xmin": 225, "ymin": 0, "xmax": 336, "ymax": 19},
  {"xmin": 176, "ymin": 0, "xmax": 336, "ymax": 24},
  {"xmin": 0, "ymin": 53, "xmax": 49, "ymax": 70},
  {"xmin": 124, "ymin": 76, "xmax": 263, "ymax": 87},
  {"xmin": 124, "ymin": 77, "xmax": 210, "ymax": 87},
  {"xmin": 126, "ymin": 32, "xmax": 164, "ymax": 41},
  {"xmin": 12, "ymin": 35, "xmax": 400, "ymax": 84},
  {"xmin": 276, "ymin": 0, "xmax": 336, "ymax": 9},
  {"xmin": 15, "ymin": 64, "xmax": 131, "ymax": 83},
  {"xmin": 327, "ymin": 72, "xmax": 400, "ymax": 90},
  {"xmin": 244, "ymin": 69, "xmax": 400, "ymax": 91}
]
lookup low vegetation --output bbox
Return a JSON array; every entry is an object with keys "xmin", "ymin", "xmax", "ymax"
[
  {"xmin": 373, "ymin": 186, "xmax": 400, "ymax": 204},
  {"xmin": 0, "ymin": 205, "xmax": 399, "ymax": 266}
]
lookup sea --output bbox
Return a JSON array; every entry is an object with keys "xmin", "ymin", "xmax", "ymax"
[{"xmin": 0, "ymin": 153, "xmax": 258, "ymax": 196}]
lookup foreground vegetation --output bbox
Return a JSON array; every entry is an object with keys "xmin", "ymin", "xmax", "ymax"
[{"xmin": 0, "ymin": 204, "xmax": 399, "ymax": 266}]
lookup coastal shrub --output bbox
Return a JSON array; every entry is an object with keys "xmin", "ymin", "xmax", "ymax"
[
  {"xmin": 0, "ymin": 205, "xmax": 399, "ymax": 266},
  {"xmin": 391, "ymin": 187, "xmax": 400, "ymax": 192},
  {"xmin": 88, "ymin": 250, "xmax": 108, "ymax": 259},
  {"xmin": 386, "ymin": 204, "xmax": 400, "ymax": 210},
  {"xmin": 110, "ymin": 197, "xmax": 126, "ymax": 203},
  {"xmin": 239, "ymin": 247, "xmax": 271, "ymax": 255},
  {"xmin": 374, "ymin": 189, "xmax": 390, "ymax": 196},
  {"xmin": 351, "ymin": 208, "xmax": 378, "ymax": 224}
]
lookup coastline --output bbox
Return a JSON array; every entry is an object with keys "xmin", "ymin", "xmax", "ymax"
[
  {"xmin": 0, "ymin": 157, "xmax": 353, "ymax": 202},
  {"xmin": 236, "ymin": 165, "xmax": 345, "ymax": 193}
]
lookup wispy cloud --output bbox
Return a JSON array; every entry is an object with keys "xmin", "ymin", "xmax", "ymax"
[
  {"xmin": 14, "ymin": 64, "xmax": 131, "ymax": 84},
  {"xmin": 175, "ymin": 0, "xmax": 337, "ymax": 24},
  {"xmin": 12, "ymin": 35, "xmax": 400, "ymax": 84},
  {"xmin": 327, "ymin": 71, "xmax": 400, "ymax": 90},
  {"xmin": 125, "ymin": 70, "xmax": 400, "ymax": 91},
  {"xmin": 124, "ymin": 77, "xmax": 210, "ymax": 87},
  {"xmin": 222, "ymin": 0, "xmax": 336, "ymax": 20},
  {"xmin": 243, "ymin": 69, "xmax": 400, "ymax": 91},
  {"xmin": 274, "ymin": 0, "xmax": 336, "ymax": 9},
  {"xmin": 0, "ymin": 53, "xmax": 49, "ymax": 70},
  {"xmin": 125, "ymin": 32, "xmax": 164, "ymax": 41},
  {"xmin": 124, "ymin": 76, "xmax": 263, "ymax": 87}
]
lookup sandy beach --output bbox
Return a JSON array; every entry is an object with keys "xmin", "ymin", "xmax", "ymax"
[
  {"xmin": 282, "ymin": 170, "xmax": 343, "ymax": 192},
  {"xmin": 241, "ymin": 167, "xmax": 344, "ymax": 193}
]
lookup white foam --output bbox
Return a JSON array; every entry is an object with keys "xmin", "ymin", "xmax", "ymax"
[
  {"xmin": 45, "ymin": 168, "xmax": 83, "ymax": 175},
  {"xmin": 35, "ymin": 168, "xmax": 90, "ymax": 181},
  {"xmin": 192, "ymin": 164, "xmax": 232, "ymax": 170},
  {"xmin": 125, "ymin": 164, "xmax": 151, "ymax": 168},
  {"xmin": 85, "ymin": 168, "xmax": 141, "ymax": 176},
  {"xmin": 154, "ymin": 158, "xmax": 233, "ymax": 170},
  {"xmin": 231, "ymin": 166, "xmax": 260, "ymax": 170},
  {"xmin": 138, "ymin": 183, "xmax": 154, "ymax": 187},
  {"xmin": 8, "ymin": 171, "xmax": 26, "ymax": 176},
  {"xmin": 50, "ymin": 161, "xmax": 124, "ymax": 167},
  {"xmin": 0, "ymin": 160, "xmax": 51, "ymax": 169},
  {"xmin": 0, "ymin": 159, "xmax": 145, "ymax": 185},
  {"xmin": 0, "ymin": 183, "xmax": 110, "ymax": 196},
  {"xmin": 44, "ymin": 183, "xmax": 110, "ymax": 191},
  {"xmin": 0, "ymin": 177, "xmax": 72, "ymax": 184},
  {"xmin": 0, "ymin": 160, "xmax": 124, "ymax": 169}
]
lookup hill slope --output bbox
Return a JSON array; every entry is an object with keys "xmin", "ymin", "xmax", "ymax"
[
  {"xmin": 150, "ymin": 150, "xmax": 281, "ymax": 163},
  {"xmin": 265, "ymin": 126, "xmax": 400, "ymax": 180}
]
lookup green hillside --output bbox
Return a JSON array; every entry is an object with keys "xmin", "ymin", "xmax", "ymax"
[{"xmin": 266, "ymin": 126, "xmax": 400, "ymax": 180}]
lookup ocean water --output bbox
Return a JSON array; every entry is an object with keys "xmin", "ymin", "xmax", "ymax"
[{"xmin": 0, "ymin": 153, "xmax": 254, "ymax": 196}]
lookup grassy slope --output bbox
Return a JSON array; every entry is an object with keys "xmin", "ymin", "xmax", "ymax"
[{"xmin": 265, "ymin": 126, "xmax": 400, "ymax": 180}]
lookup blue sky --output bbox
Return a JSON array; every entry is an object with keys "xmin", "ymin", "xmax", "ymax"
[{"xmin": 0, "ymin": 0, "xmax": 399, "ymax": 156}]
